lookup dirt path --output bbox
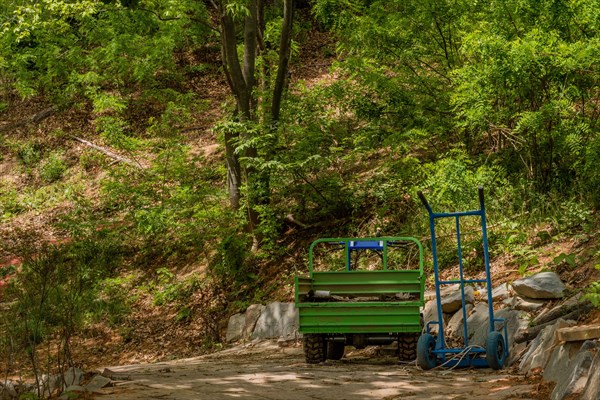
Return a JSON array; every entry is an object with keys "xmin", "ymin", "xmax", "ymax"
[{"xmin": 95, "ymin": 340, "xmax": 541, "ymax": 400}]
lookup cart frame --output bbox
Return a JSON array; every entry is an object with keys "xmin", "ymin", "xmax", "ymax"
[{"xmin": 417, "ymin": 187, "xmax": 509, "ymax": 369}]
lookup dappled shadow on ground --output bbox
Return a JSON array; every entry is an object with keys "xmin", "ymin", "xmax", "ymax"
[{"xmin": 97, "ymin": 341, "xmax": 538, "ymax": 400}]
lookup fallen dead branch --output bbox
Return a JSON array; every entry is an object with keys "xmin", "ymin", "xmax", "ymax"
[
  {"xmin": 0, "ymin": 106, "xmax": 57, "ymax": 133},
  {"xmin": 70, "ymin": 136, "xmax": 145, "ymax": 169},
  {"xmin": 514, "ymin": 302, "xmax": 593, "ymax": 344}
]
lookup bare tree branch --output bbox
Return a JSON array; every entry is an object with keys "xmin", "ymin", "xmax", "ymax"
[
  {"xmin": 70, "ymin": 136, "xmax": 145, "ymax": 169},
  {"xmin": 0, "ymin": 106, "xmax": 57, "ymax": 133}
]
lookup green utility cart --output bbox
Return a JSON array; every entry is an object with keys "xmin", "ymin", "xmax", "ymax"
[{"xmin": 294, "ymin": 237, "xmax": 425, "ymax": 363}]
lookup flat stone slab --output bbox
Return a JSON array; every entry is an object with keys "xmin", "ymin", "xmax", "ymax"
[
  {"xmin": 582, "ymin": 348, "xmax": 600, "ymax": 400},
  {"xmin": 85, "ymin": 375, "xmax": 112, "ymax": 392},
  {"xmin": 551, "ymin": 347, "xmax": 594, "ymax": 400},
  {"xmin": 543, "ymin": 342, "xmax": 581, "ymax": 382},
  {"xmin": 519, "ymin": 319, "xmax": 576, "ymax": 374},
  {"xmin": 557, "ymin": 325, "xmax": 600, "ymax": 342}
]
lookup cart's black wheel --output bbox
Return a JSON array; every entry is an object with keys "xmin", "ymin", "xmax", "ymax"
[
  {"xmin": 303, "ymin": 334, "xmax": 326, "ymax": 364},
  {"xmin": 416, "ymin": 333, "xmax": 437, "ymax": 370},
  {"xmin": 327, "ymin": 341, "xmax": 345, "ymax": 360},
  {"xmin": 398, "ymin": 332, "xmax": 419, "ymax": 361},
  {"xmin": 486, "ymin": 331, "xmax": 507, "ymax": 370}
]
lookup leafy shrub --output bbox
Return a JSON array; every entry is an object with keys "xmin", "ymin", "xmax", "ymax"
[
  {"xmin": 583, "ymin": 135, "xmax": 600, "ymax": 207},
  {"xmin": 79, "ymin": 149, "xmax": 106, "ymax": 171},
  {"xmin": 422, "ymin": 149, "xmax": 509, "ymax": 211},
  {"xmin": 92, "ymin": 274, "xmax": 137, "ymax": 326},
  {"xmin": 39, "ymin": 152, "xmax": 67, "ymax": 182},
  {"xmin": 211, "ymin": 234, "xmax": 251, "ymax": 284},
  {"xmin": 0, "ymin": 185, "xmax": 23, "ymax": 220},
  {"xmin": 17, "ymin": 142, "xmax": 42, "ymax": 167}
]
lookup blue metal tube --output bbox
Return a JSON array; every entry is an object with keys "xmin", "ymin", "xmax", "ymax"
[
  {"xmin": 439, "ymin": 279, "xmax": 487, "ymax": 284},
  {"xmin": 430, "ymin": 218, "xmax": 446, "ymax": 353},
  {"xmin": 479, "ymin": 187, "xmax": 496, "ymax": 333},
  {"xmin": 346, "ymin": 242, "xmax": 351, "ymax": 271},
  {"xmin": 431, "ymin": 210, "xmax": 483, "ymax": 218},
  {"xmin": 455, "ymin": 216, "xmax": 470, "ymax": 347}
]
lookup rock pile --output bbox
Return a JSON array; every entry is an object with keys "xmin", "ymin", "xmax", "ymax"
[
  {"xmin": 424, "ymin": 271, "xmax": 598, "ymax": 400},
  {"xmin": 0, "ymin": 367, "xmax": 120, "ymax": 400}
]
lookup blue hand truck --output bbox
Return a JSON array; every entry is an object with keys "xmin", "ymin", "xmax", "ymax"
[{"xmin": 416, "ymin": 187, "xmax": 509, "ymax": 370}]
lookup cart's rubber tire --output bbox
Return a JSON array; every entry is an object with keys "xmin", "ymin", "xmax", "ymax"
[
  {"xmin": 303, "ymin": 334, "xmax": 326, "ymax": 364},
  {"xmin": 486, "ymin": 331, "xmax": 507, "ymax": 370},
  {"xmin": 398, "ymin": 332, "xmax": 419, "ymax": 361},
  {"xmin": 417, "ymin": 333, "xmax": 437, "ymax": 370},
  {"xmin": 327, "ymin": 341, "xmax": 345, "ymax": 360}
]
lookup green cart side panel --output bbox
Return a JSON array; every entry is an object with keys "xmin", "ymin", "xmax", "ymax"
[
  {"xmin": 295, "ymin": 270, "xmax": 425, "ymax": 334},
  {"xmin": 296, "ymin": 270, "xmax": 423, "ymax": 298},
  {"xmin": 297, "ymin": 303, "xmax": 422, "ymax": 334}
]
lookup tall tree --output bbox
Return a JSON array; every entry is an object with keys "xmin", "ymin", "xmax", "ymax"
[{"xmin": 214, "ymin": 0, "xmax": 295, "ymax": 242}]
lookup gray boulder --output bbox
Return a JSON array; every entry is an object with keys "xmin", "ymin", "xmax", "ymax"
[
  {"xmin": 251, "ymin": 302, "xmax": 299, "ymax": 340},
  {"xmin": 441, "ymin": 286, "xmax": 475, "ymax": 314},
  {"xmin": 243, "ymin": 304, "xmax": 265, "ymax": 339},
  {"xmin": 0, "ymin": 380, "xmax": 17, "ymax": 400},
  {"xmin": 508, "ymin": 296, "xmax": 546, "ymax": 312},
  {"xmin": 423, "ymin": 299, "xmax": 440, "ymax": 334},
  {"xmin": 465, "ymin": 302, "xmax": 490, "ymax": 347},
  {"xmin": 225, "ymin": 304, "xmax": 266, "ymax": 343},
  {"xmin": 225, "ymin": 313, "xmax": 245, "ymax": 343},
  {"xmin": 447, "ymin": 304, "xmax": 473, "ymax": 338},
  {"xmin": 64, "ymin": 367, "xmax": 84, "ymax": 387},
  {"xmin": 464, "ymin": 305, "xmax": 522, "ymax": 356},
  {"xmin": 492, "ymin": 284, "xmax": 511, "ymax": 301},
  {"xmin": 512, "ymin": 272, "xmax": 566, "ymax": 299}
]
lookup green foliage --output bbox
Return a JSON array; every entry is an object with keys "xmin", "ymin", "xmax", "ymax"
[
  {"xmin": 79, "ymin": 149, "xmax": 106, "ymax": 171},
  {"xmin": 100, "ymin": 128, "xmax": 226, "ymax": 263},
  {"xmin": 152, "ymin": 270, "xmax": 201, "ymax": 307},
  {"xmin": 585, "ymin": 261, "xmax": 600, "ymax": 308},
  {"xmin": 583, "ymin": 135, "xmax": 600, "ymax": 207},
  {"xmin": 309, "ymin": 0, "xmax": 600, "ymax": 210},
  {"xmin": 17, "ymin": 141, "xmax": 42, "ymax": 167},
  {"xmin": 422, "ymin": 149, "xmax": 509, "ymax": 211},
  {"xmin": 92, "ymin": 274, "xmax": 137, "ymax": 326},
  {"xmin": 96, "ymin": 116, "xmax": 142, "ymax": 151},
  {"xmin": 1, "ymin": 229, "xmax": 125, "ymax": 385},
  {"xmin": 39, "ymin": 151, "xmax": 67, "ymax": 182},
  {"xmin": 0, "ymin": 184, "xmax": 23, "ymax": 220},
  {"xmin": 212, "ymin": 234, "xmax": 251, "ymax": 283},
  {"xmin": 553, "ymin": 252, "xmax": 577, "ymax": 269},
  {"xmin": 1, "ymin": 0, "xmax": 212, "ymax": 108}
]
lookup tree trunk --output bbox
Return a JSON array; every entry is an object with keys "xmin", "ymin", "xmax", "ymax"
[
  {"xmin": 215, "ymin": 0, "xmax": 294, "ymax": 248},
  {"xmin": 271, "ymin": 0, "xmax": 294, "ymax": 124},
  {"xmin": 224, "ymin": 130, "xmax": 242, "ymax": 210},
  {"xmin": 220, "ymin": 3, "xmax": 251, "ymax": 211}
]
